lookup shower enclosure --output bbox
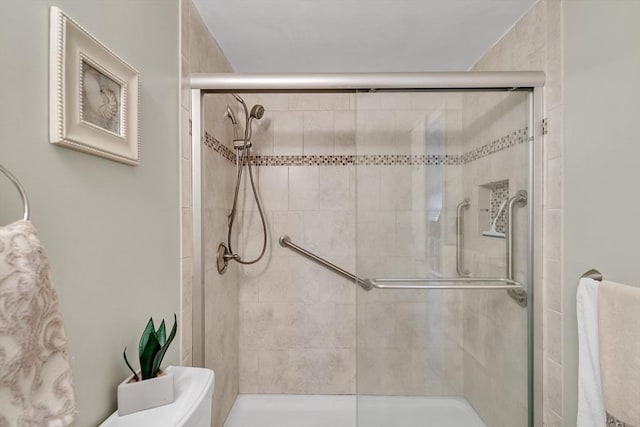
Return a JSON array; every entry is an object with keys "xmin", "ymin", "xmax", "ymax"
[{"xmin": 190, "ymin": 73, "xmax": 544, "ymax": 427}]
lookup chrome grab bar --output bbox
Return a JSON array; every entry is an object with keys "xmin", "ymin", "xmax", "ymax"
[
  {"xmin": 279, "ymin": 235, "xmax": 526, "ymax": 295},
  {"xmin": 368, "ymin": 277, "xmax": 522, "ymax": 289},
  {"xmin": 456, "ymin": 198, "xmax": 470, "ymax": 277},
  {"xmin": 506, "ymin": 190, "xmax": 528, "ymax": 306},
  {"xmin": 279, "ymin": 236, "xmax": 373, "ymax": 290}
]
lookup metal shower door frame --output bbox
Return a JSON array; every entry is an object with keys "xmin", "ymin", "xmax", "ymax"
[{"xmin": 190, "ymin": 72, "xmax": 544, "ymax": 427}]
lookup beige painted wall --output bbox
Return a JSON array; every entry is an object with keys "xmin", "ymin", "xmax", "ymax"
[
  {"xmin": 0, "ymin": 1, "xmax": 180, "ymax": 425},
  {"xmin": 563, "ymin": 2, "xmax": 640, "ymax": 425}
]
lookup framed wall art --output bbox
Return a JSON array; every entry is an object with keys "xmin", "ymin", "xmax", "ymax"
[{"xmin": 49, "ymin": 7, "xmax": 140, "ymax": 165}]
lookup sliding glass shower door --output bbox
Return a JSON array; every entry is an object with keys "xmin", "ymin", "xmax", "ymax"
[{"xmin": 354, "ymin": 89, "xmax": 532, "ymax": 427}]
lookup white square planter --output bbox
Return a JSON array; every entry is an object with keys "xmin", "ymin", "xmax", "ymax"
[{"xmin": 117, "ymin": 371, "xmax": 175, "ymax": 416}]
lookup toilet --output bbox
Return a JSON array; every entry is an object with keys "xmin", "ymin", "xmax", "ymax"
[{"xmin": 100, "ymin": 366, "xmax": 214, "ymax": 427}]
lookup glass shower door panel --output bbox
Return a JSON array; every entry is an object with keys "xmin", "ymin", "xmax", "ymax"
[{"xmin": 354, "ymin": 90, "xmax": 532, "ymax": 427}]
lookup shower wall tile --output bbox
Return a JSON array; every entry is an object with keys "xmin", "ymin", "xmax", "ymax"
[
  {"xmin": 241, "ymin": 302, "xmax": 275, "ymax": 349},
  {"xmin": 318, "ymin": 93, "xmax": 352, "ymax": 111},
  {"xmin": 289, "ymin": 349, "xmax": 356, "ymax": 394},
  {"xmin": 546, "ymin": 358, "xmax": 563, "ymax": 416},
  {"xmin": 357, "ymin": 92, "xmax": 411, "ymax": 110},
  {"xmin": 380, "ymin": 166, "xmax": 412, "ymax": 211},
  {"xmin": 255, "ymin": 166, "xmax": 289, "ymax": 212},
  {"xmin": 544, "ymin": 210, "xmax": 562, "ymax": 261},
  {"xmin": 334, "ymin": 111, "xmax": 356, "ymax": 155},
  {"xmin": 289, "ymin": 166, "xmax": 319, "ymax": 210},
  {"xmin": 545, "ymin": 309, "xmax": 562, "ymax": 364},
  {"xmin": 303, "ymin": 111, "xmax": 335, "ymax": 155},
  {"xmin": 545, "ymin": 156, "xmax": 562, "ymax": 209},
  {"xmin": 238, "ymin": 351, "xmax": 258, "ymax": 393},
  {"xmin": 318, "ymin": 166, "xmax": 351, "ymax": 212},
  {"xmin": 544, "ymin": 259, "xmax": 562, "ymax": 312},
  {"xmin": 362, "ymin": 111, "xmax": 396, "ymax": 155},
  {"xmin": 289, "ymin": 93, "xmax": 352, "ymax": 111},
  {"xmin": 356, "ymin": 166, "xmax": 381, "ymax": 211},
  {"xmin": 272, "ymin": 112, "xmax": 304, "ymax": 155},
  {"xmin": 302, "ymin": 211, "xmax": 355, "ymax": 258},
  {"xmin": 290, "ymin": 258, "xmax": 356, "ymax": 304},
  {"xmin": 257, "ymin": 349, "xmax": 290, "ymax": 392}
]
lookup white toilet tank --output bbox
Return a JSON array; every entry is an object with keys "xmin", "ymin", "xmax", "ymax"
[{"xmin": 100, "ymin": 366, "xmax": 215, "ymax": 427}]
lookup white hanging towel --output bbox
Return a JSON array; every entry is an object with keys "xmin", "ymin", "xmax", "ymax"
[
  {"xmin": 598, "ymin": 280, "xmax": 640, "ymax": 427},
  {"xmin": 576, "ymin": 277, "xmax": 606, "ymax": 427},
  {"xmin": 0, "ymin": 220, "xmax": 76, "ymax": 426}
]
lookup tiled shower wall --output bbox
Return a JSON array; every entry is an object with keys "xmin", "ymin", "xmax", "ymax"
[
  {"xmin": 234, "ymin": 93, "xmax": 466, "ymax": 395},
  {"xmin": 180, "ymin": 1, "xmax": 239, "ymax": 426},
  {"xmin": 471, "ymin": 1, "xmax": 564, "ymax": 426}
]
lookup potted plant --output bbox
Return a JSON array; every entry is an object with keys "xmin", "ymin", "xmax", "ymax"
[{"xmin": 117, "ymin": 314, "xmax": 177, "ymax": 416}]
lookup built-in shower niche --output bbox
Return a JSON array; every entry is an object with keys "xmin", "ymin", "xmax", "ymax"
[{"xmin": 479, "ymin": 180, "xmax": 509, "ymax": 239}]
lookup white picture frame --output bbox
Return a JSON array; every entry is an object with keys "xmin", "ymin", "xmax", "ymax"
[{"xmin": 49, "ymin": 6, "xmax": 140, "ymax": 165}]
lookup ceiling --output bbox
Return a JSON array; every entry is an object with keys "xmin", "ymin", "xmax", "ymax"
[{"xmin": 192, "ymin": 0, "xmax": 536, "ymax": 73}]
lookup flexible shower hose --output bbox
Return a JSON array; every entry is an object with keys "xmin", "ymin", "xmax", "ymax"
[{"xmin": 224, "ymin": 120, "xmax": 268, "ymax": 265}]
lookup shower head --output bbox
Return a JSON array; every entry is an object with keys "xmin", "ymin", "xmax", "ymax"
[
  {"xmin": 250, "ymin": 104, "xmax": 265, "ymax": 120},
  {"xmin": 224, "ymin": 105, "xmax": 238, "ymax": 125},
  {"xmin": 233, "ymin": 94, "xmax": 245, "ymax": 104},
  {"xmin": 247, "ymin": 104, "xmax": 266, "ymax": 141}
]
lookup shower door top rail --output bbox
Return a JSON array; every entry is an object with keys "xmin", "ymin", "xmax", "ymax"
[
  {"xmin": 278, "ymin": 236, "xmax": 525, "ymax": 293},
  {"xmin": 191, "ymin": 71, "xmax": 545, "ymax": 92}
]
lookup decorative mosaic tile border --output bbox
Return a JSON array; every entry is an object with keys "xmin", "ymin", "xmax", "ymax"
[
  {"xmin": 202, "ymin": 127, "xmax": 531, "ymax": 167},
  {"xmin": 247, "ymin": 154, "xmax": 462, "ymax": 166},
  {"xmin": 460, "ymin": 127, "xmax": 530, "ymax": 164},
  {"xmin": 203, "ymin": 132, "xmax": 236, "ymax": 163}
]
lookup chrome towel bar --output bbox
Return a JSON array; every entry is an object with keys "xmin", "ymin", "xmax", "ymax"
[
  {"xmin": 368, "ymin": 277, "xmax": 523, "ymax": 290},
  {"xmin": 279, "ymin": 236, "xmax": 526, "ymax": 296}
]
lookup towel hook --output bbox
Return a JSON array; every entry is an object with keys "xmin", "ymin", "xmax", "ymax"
[{"xmin": 0, "ymin": 163, "xmax": 30, "ymax": 220}]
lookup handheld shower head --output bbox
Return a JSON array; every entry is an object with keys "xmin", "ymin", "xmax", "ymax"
[
  {"xmin": 247, "ymin": 104, "xmax": 265, "ymax": 141},
  {"xmin": 250, "ymin": 104, "xmax": 265, "ymax": 120},
  {"xmin": 224, "ymin": 105, "xmax": 238, "ymax": 125}
]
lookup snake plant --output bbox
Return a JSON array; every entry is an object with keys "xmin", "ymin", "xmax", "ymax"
[{"xmin": 123, "ymin": 314, "xmax": 177, "ymax": 381}]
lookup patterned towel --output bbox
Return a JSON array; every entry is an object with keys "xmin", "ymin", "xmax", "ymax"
[{"xmin": 0, "ymin": 220, "xmax": 76, "ymax": 426}]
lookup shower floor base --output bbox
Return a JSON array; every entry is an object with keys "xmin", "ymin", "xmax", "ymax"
[{"xmin": 224, "ymin": 394, "xmax": 486, "ymax": 427}]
